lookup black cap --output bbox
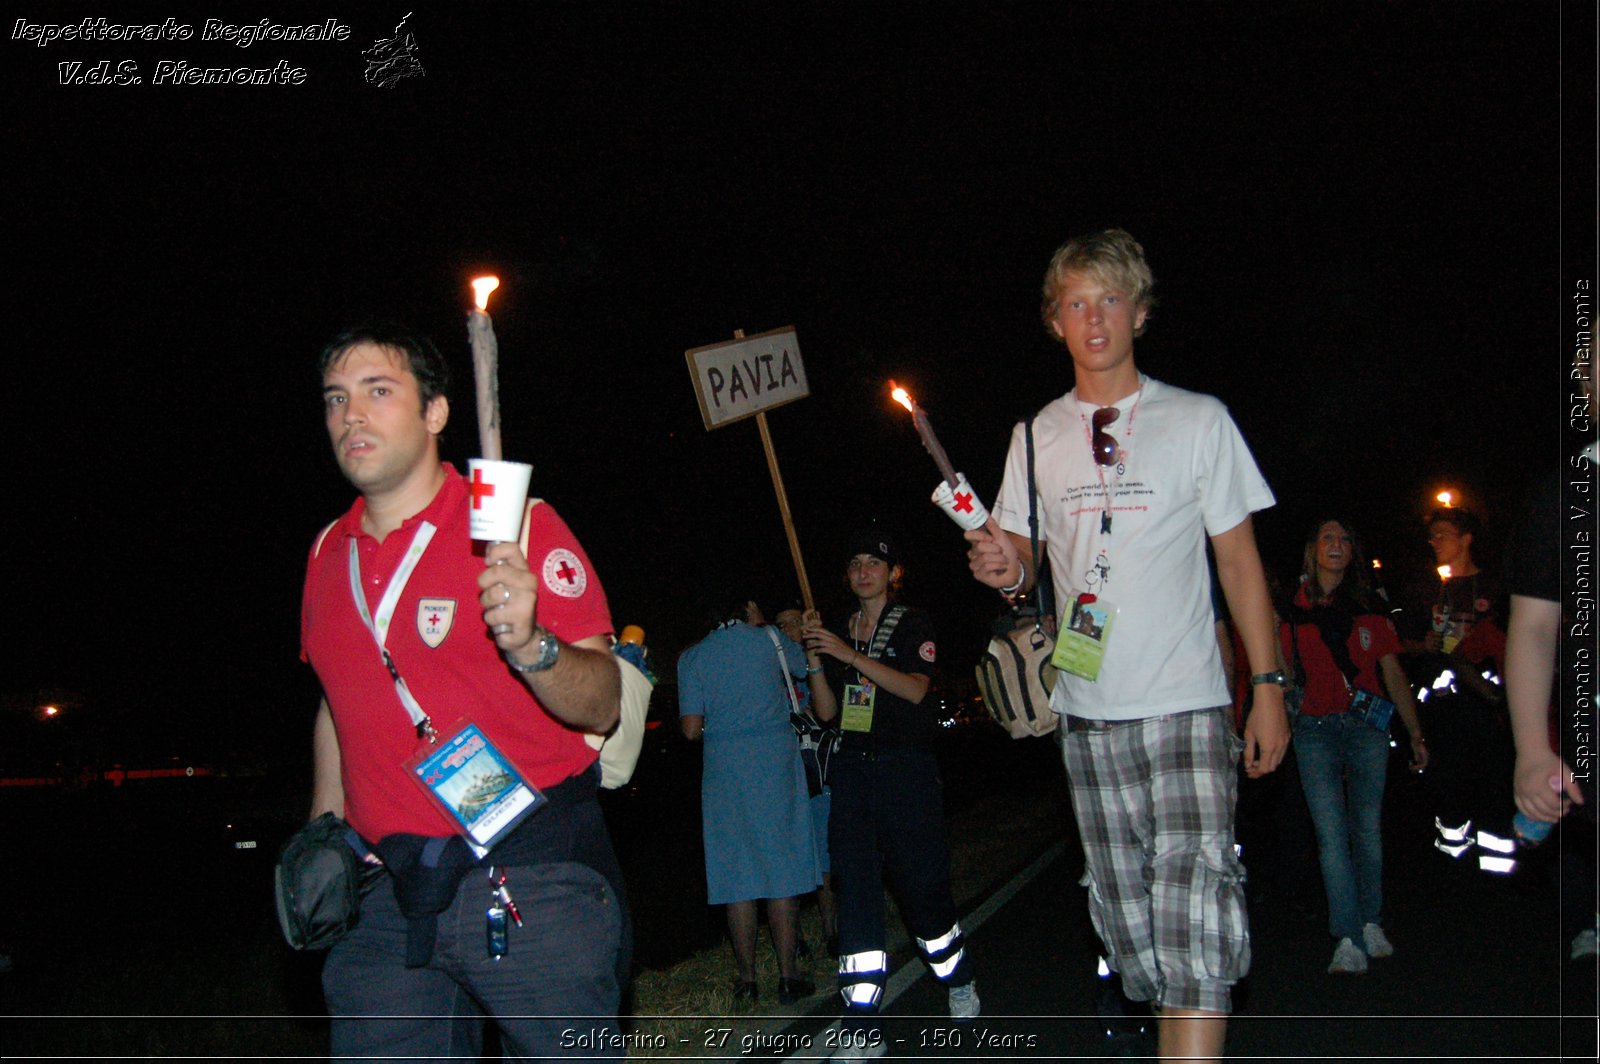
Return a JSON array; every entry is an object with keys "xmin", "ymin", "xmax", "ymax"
[{"xmin": 846, "ymin": 528, "xmax": 897, "ymax": 567}]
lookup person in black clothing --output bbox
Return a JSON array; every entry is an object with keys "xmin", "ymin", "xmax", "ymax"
[
  {"xmin": 801, "ymin": 529, "xmax": 978, "ymax": 1056},
  {"xmin": 1398, "ymin": 507, "xmax": 1511, "ymax": 851},
  {"xmin": 1506, "ymin": 462, "xmax": 1598, "ymax": 961}
]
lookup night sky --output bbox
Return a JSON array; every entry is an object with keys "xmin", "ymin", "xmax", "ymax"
[{"xmin": 7, "ymin": 2, "xmax": 1594, "ymax": 766}]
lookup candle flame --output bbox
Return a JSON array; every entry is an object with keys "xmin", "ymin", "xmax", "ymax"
[
  {"xmin": 471, "ymin": 275, "xmax": 500, "ymax": 311},
  {"xmin": 1436, "ymin": 490, "xmax": 1455, "ymax": 507},
  {"xmin": 1437, "ymin": 565, "xmax": 1453, "ymax": 581},
  {"xmin": 1372, "ymin": 558, "xmax": 1382, "ymax": 570},
  {"xmin": 889, "ymin": 380, "xmax": 914, "ymax": 413}
]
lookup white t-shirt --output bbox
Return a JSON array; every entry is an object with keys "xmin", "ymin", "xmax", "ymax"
[{"xmin": 993, "ymin": 376, "xmax": 1274, "ymax": 720}]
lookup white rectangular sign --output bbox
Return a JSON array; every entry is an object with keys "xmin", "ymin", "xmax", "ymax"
[{"xmin": 685, "ymin": 325, "xmax": 809, "ymax": 430}]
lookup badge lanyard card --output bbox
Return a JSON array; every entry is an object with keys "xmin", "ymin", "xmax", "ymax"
[
  {"xmin": 842, "ymin": 606, "xmax": 904, "ymax": 733},
  {"xmin": 1051, "ymin": 593, "xmax": 1116, "ymax": 682},
  {"xmin": 1049, "ymin": 396, "xmax": 1140, "ymax": 683},
  {"xmin": 348, "ymin": 522, "xmax": 544, "ymax": 858}
]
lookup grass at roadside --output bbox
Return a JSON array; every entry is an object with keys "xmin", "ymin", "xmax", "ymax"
[{"xmin": 623, "ymin": 762, "xmax": 1073, "ymax": 1055}]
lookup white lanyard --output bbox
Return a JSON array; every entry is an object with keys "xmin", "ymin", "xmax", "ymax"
[{"xmin": 347, "ymin": 521, "xmax": 441, "ymax": 742}]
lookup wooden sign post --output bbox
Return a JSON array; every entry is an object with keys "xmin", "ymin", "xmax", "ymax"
[{"xmin": 685, "ymin": 325, "xmax": 815, "ymax": 611}]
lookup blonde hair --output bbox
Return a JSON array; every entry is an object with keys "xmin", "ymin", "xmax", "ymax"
[{"xmin": 1040, "ymin": 228, "xmax": 1156, "ymax": 336}]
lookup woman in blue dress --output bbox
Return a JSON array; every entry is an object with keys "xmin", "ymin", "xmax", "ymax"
[{"xmin": 680, "ymin": 598, "xmax": 820, "ymax": 1004}]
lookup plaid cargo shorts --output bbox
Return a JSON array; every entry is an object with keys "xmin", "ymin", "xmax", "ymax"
[{"xmin": 1062, "ymin": 706, "xmax": 1249, "ymax": 1014}]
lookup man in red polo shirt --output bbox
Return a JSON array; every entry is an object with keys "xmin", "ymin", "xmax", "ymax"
[{"xmin": 302, "ymin": 323, "xmax": 628, "ymax": 1060}]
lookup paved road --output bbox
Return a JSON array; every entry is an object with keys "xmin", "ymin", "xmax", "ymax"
[{"xmin": 758, "ymin": 760, "xmax": 1598, "ymax": 1062}]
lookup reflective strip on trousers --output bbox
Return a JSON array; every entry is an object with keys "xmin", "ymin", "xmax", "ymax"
[
  {"xmin": 841, "ymin": 982, "xmax": 883, "ymax": 1008},
  {"xmin": 839, "ymin": 950, "xmax": 889, "ymax": 1009},
  {"xmin": 840, "ymin": 950, "xmax": 890, "ymax": 975},
  {"xmin": 918, "ymin": 922, "xmax": 966, "ymax": 980},
  {"xmin": 927, "ymin": 948, "xmax": 965, "ymax": 979},
  {"xmin": 917, "ymin": 922, "xmax": 962, "ymax": 956}
]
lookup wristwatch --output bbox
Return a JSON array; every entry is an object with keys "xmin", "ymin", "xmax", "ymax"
[
  {"xmin": 506, "ymin": 628, "xmax": 561, "ymax": 674},
  {"xmin": 1250, "ymin": 670, "xmax": 1289, "ymax": 687}
]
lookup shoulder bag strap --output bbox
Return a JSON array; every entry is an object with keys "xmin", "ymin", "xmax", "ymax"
[
  {"xmin": 1025, "ymin": 415, "xmax": 1044, "ymax": 617},
  {"xmin": 866, "ymin": 605, "xmax": 906, "ymax": 660},
  {"xmin": 766, "ymin": 625, "xmax": 802, "ymax": 716}
]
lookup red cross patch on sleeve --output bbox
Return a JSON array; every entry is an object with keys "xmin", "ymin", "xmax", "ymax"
[
  {"xmin": 541, "ymin": 548, "xmax": 588, "ymax": 598},
  {"xmin": 919, "ymin": 640, "xmax": 936, "ymax": 663}
]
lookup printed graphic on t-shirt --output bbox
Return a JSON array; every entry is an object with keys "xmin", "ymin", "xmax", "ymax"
[{"xmin": 1055, "ymin": 477, "xmax": 1156, "ymax": 523}]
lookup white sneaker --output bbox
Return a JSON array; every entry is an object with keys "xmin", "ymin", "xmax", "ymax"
[
  {"xmin": 948, "ymin": 980, "xmax": 981, "ymax": 1020},
  {"xmin": 1329, "ymin": 937, "xmax": 1368, "ymax": 974},
  {"xmin": 1362, "ymin": 923, "xmax": 1395, "ymax": 959}
]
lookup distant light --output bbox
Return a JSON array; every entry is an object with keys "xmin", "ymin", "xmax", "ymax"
[
  {"xmin": 1372, "ymin": 558, "xmax": 1383, "ymax": 570},
  {"xmin": 43, "ymin": 705, "xmax": 59, "ymax": 717}
]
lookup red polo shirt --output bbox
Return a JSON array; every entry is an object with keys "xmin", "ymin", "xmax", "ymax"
[{"xmin": 301, "ymin": 464, "xmax": 611, "ymax": 841}]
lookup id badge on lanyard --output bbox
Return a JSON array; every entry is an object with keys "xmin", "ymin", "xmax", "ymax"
[
  {"xmin": 409, "ymin": 723, "xmax": 544, "ymax": 855},
  {"xmin": 841, "ymin": 682, "xmax": 876, "ymax": 732},
  {"xmin": 1051, "ymin": 589, "xmax": 1118, "ymax": 682},
  {"xmin": 348, "ymin": 523, "xmax": 544, "ymax": 857}
]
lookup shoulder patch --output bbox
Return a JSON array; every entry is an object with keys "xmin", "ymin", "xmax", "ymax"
[
  {"xmin": 919, "ymin": 640, "xmax": 936, "ymax": 663},
  {"xmin": 541, "ymin": 548, "xmax": 588, "ymax": 598},
  {"xmin": 1357, "ymin": 626, "xmax": 1372, "ymax": 652}
]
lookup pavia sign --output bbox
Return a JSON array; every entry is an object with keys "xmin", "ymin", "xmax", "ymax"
[{"xmin": 685, "ymin": 326, "xmax": 808, "ymax": 430}]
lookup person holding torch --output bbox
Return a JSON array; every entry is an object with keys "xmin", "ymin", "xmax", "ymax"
[
  {"xmin": 302, "ymin": 323, "xmax": 628, "ymax": 1060},
  {"xmin": 965, "ymin": 229, "xmax": 1285, "ymax": 1064}
]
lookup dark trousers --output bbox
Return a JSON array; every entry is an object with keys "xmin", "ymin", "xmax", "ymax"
[
  {"xmin": 323, "ymin": 860, "xmax": 625, "ymax": 1063},
  {"xmin": 829, "ymin": 747, "xmax": 972, "ymax": 1020},
  {"xmin": 1420, "ymin": 691, "xmax": 1511, "ymax": 831}
]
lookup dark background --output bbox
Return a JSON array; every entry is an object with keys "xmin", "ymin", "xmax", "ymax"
[{"xmin": 5, "ymin": 1, "xmax": 1593, "ymax": 776}]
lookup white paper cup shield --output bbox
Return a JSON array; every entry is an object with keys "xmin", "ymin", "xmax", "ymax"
[
  {"xmin": 466, "ymin": 459, "xmax": 533, "ymax": 541},
  {"xmin": 931, "ymin": 473, "xmax": 990, "ymax": 531}
]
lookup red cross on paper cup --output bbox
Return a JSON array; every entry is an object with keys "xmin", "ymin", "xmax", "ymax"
[
  {"xmin": 466, "ymin": 458, "xmax": 533, "ymax": 542},
  {"xmin": 931, "ymin": 472, "xmax": 990, "ymax": 531}
]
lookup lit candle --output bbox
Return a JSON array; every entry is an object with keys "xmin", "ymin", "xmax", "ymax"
[
  {"xmin": 1437, "ymin": 564, "xmax": 1453, "ymax": 583},
  {"xmin": 468, "ymin": 275, "xmax": 502, "ymax": 461},
  {"xmin": 890, "ymin": 381, "xmax": 990, "ymax": 530},
  {"xmin": 1436, "ymin": 490, "xmax": 1455, "ymax": 508}
]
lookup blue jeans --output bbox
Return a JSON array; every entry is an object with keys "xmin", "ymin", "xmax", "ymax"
[{"xmin": 1293, "ymin": 713, "xmax": 1390, "ymax": 943}]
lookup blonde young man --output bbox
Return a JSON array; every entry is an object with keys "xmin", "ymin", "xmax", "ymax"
[{"xmin": 966, "ymin": 229, "xmax": 1288, "ymax": 1062}]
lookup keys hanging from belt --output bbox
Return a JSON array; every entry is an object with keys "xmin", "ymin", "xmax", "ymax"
[
  {"xmin": 491, "ymin": 865, "xmax": 523, "ymax": 926},
  {"xmin": 486, "ymin": 865, "xmax": 523, "ymax": 961}
]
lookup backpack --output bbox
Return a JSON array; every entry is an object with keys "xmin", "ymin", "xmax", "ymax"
[{"xmin": 517, "ymin": 502, "xmax": 652, "ymax": 788}]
